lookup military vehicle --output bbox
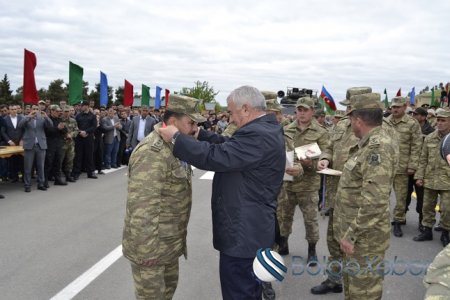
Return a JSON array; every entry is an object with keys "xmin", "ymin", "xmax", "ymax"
[{"xmin": 277, "ymin": 87, "xmax": 319, "ymax": 115}]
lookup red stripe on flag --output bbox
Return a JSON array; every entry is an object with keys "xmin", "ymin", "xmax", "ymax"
[
  {"xmin": 124, "ymin": 80, "xmax": 133, "ymax": 107},
  {"xmin": 23, "ymin": 49, "xmax": 39, "ymax": 104}
]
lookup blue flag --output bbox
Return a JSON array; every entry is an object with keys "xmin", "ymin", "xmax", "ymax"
[
  {"xmin": 410, "ymin": 87, "xmax": 415, "ymax": 105},
  {"xmin": 100, "ymin": 71, "xmax": 108, "ymax": 107},
  {"xmin": 155, "ymin": 86, "xmax": 162, "ymax": 109}
]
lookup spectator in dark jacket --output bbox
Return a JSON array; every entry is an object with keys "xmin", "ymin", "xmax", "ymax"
[{"xmin": 160, "ymin": 86, "xmax": 285, "ymax": 300}]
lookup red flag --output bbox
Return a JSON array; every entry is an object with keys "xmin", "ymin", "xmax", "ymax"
[
  {"xmin": 23, "ymin": 49, "xmax": 39, "ymax": 104},
  {"xmin": 396, "ymin": 88, "xmax": 401, "ymax": 97},
  {"xmin": 165, "ymin": 89, "xmax": 170, "ymax": 107},
  {"xmin": 124, "ymin": 80, "xmax": 133, "ymax": 107}
]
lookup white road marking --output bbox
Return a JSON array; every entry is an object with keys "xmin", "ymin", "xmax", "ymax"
[
  {"xmin": 50, "ymin": 245, "xmax": 123, "ymax": 300},
  {"xmin": 200, "ymin": 171, "xmax": 215, "ymax": 180}
]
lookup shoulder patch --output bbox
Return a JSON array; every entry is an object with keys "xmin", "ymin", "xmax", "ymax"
[
  {"xmin": 368, "ymin": 152, "xmax": 381, "ymax": 166},
  {"xmin": 151, "ymin": 139, "xmax": 164, "ymax": 152},
  {"xmin": 369, "ymin": 136, "xmax": 380, "ymax": 148}
]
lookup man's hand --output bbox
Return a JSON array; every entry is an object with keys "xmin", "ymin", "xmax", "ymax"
[
  {"xmin": 159, "ymin": 125, "xmax": 179, "ymax": 143},
  {"xmin": 141, "ymin": 259, "xmax": 159, "ymax": 267},
  {"xmin": 407, "ymin": 168, "xmax": 415, "ymax": 176},
  {"xmin": 57, "ymin": 123, "xmax": 65, "ymax": 130},
  {"xmin": 317, "ymin": 159, "xmax": 329, "ymax": 171},
  {"xmin": 416, "ymin": 179, "xmax": 424, "ymax": 187},
  {"xmin": 286, "ymin": 165, "xmax": 301, "ymax": 177},
  {"xmin": 300, "ymin": 158, "xmax": 313, "ymax": 168},
  {"xmin": 79, "ymin": 131, "xmax": 87, "ymax": 138},
  {"xmin": 8, "ymin": 140, "xmax": 15, "ymax": 146},
  {"xmin": 340, "ymin": 239, "xmax": 354, "ymax": 255}
]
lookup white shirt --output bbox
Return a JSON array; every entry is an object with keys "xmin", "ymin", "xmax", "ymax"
[
  {"xmin": 110, "ymin": 118, "xmax": 117, "ymax": 137},
  {"xmin": 10, "ymin": 116, "xmax": 17, "ymax": 129},
  {"xmin": 137, "ymin": 117, "xmax": 146, "ymax": 142}
]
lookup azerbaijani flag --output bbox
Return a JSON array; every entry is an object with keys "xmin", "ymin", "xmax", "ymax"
[{"xmin": 319, "ymin": 86, "xmax": 336, "ymax": 115}]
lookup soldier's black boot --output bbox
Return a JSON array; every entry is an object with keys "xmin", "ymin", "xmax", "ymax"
[
  {"xmin": 413, "ymin": 227, "xmax": 433, "ymax": 241},
  {"xmin": 418, "ymin": 214, "xmax": 424, "ymax": 233},
  {"xmin": 262, "ymin": 282, "xmax": 276, "ymax": 300},
  {"xmin": 278, "ymin": 236, "xmax": 289, "ymax": 256},
  {"xmin": 393, "ymin": 222, "xmax": 403, "ymax": 237},
  {"xmin": 307, "ymin": 243, "xmax": 318, "ymax": 267},
  {"xmin": 54, "ymin": 176, "xmax": 68, "ymax": 186},
  {"xmin": 441, "ymin": 230, "xmax": 450, "ymax": 247},
  {"xmin": 65, "ymin": 173, "xmax": 76, "ymax": 183},
  {"xmin": 311, "ymin": 279, "xmax": 343, "ymax": 295}
]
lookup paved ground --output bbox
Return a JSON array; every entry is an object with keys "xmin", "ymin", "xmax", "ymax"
[{"xmin": 0, "ymin": 167, "xmax": 444, "ymax": 300}]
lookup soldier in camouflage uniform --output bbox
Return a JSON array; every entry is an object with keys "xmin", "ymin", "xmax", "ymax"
[
  {"xmin": 413, "ymin": 110, "xmax": 450, "ymax": 247},
  {"xmin": 281, "ymin": 97, "xmax": 330, "ymax": 265},
  {"xmin": 61, "ymin": 106, "xmax": 78, "ymax": 182},
  {"xmin": 388, "ymin": 96, "xmax": 423, "ymax": 238},
  {"xmin": 334, "ymin": 93, "xmax": 398, "ymax": 300},
  {"xmin": 122, "ymin": 95, "xmax": 205, "ymax": 300},
  {"xmin": 424, "ymin": 244, "xmax": 450, "ymax": 299}
]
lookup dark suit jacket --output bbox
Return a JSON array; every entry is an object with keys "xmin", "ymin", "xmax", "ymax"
[
  {"xmin": 173, "ymin": 114, "xmax": 286, "ymax": 258},
  {"xmin": 101, "ymin": 116, "xmax": 121, "ymax": 144},
  {"xmin": 1, "ymin": 115, "xmax": 24, "ymax": 144},
  {"xmin": 18, "ymin": 115, "xmax": 53, "ymax": 150},
  {"xmin": 126, "ymin": 115, "xmax": 156, "ymax": 148}
]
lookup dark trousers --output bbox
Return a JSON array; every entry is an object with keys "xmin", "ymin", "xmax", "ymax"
[
  {"xmin": 94, "ymin": 135, "xmax": 103, "ymax": 172},
  {"xmin": 24, "ymin": 144, "xmax": 45, "ymax": 188},
  {"xmin": 45, "ymin": 143, "xmax": 64, "ymax": 184},
  {"xmin": 8, "ymin": 155, "xmax": 23, "ymax": 180},
  {"xmin": 73, "ymin": 135, "xmax": 95, "ymax": 175},
  {"xmin": 219, "ymin": 252, "xmax": 262, "ymax": 300},
  {"xmin": 406, "ymin": 174, "xmax": 424, "ymax": 220},
  {"xmin": 117, "ymin": 134, "xmax": 127, "ymax": 166}
]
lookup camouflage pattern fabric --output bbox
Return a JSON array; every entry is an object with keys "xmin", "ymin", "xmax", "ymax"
[
  {"xmin": 122, "ymin": 123, "xmax": 192, "ymax": 299},
  {"xmin": 334, "ymin": 126, "xmax": 398, "ymax": 300},
  {"xmin": 222, "ymin": 123, "xmax": 238, "ymax": 137},
  {"xmin": 61, "ymin": 116, "xmax": 78, "ymax": 175},
  {"xmin": 424, "ymin": 244, "xmax": 450, "ymax": 299}
]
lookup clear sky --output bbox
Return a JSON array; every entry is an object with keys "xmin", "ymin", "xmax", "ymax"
[{"xmin": 1, "ymin": 0, "xmax": 450, "ymax": 105}]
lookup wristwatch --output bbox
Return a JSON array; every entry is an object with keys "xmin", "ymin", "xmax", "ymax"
[{"xmin": 171, "ymin": 131, "xmax": 181, "ymax": 144}]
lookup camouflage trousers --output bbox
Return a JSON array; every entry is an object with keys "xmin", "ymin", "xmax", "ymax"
[
  {"xmin": 276, "ymin": 185, "xmax": 287, "ymax": 234},
  {"xmin": 422, "ymin": 189, "xmax": 450, "ymax": 231},
  {"xmin": 393, "ymin": 174, "xmax": 410, "ymax": 223},
  {"xmin": 130, "ymin": 259, "xmax": 179, "ymax": 300},
  {"xmin": 326, "ymin": 208, "xmax": 342, "ymax": 284},
  {"xmin": 282, "ymin": 191, "xmax": 319, "ymax": 243},
  {"xmin": 61, "ymin": 141, "xmax": 75, "ymax": 176},
  {"xmin": 342, "ymin": 251, "xmax": 386, "ymax": 300},
  {"xmin": 324, "ymin": 176, "xmax": 339, "ymax": 209}
]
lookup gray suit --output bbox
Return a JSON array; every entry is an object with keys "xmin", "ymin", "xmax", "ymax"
[
  {"xmin": 126, "ymin": 115, "xmax": 156, "ymax": 148},
  {"xmin": 18, "ymin": 115, "xmax": 53, "ymax": 189},
  {"xmin": 101, "ymin": 116, "xmax": 121, "ymax": 144}
]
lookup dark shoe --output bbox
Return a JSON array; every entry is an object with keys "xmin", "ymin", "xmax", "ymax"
[
  {"xmin": 435, "ymin": 223, "xmax": 443, "ymax": 232},
  {"xmin": 54, "ymin": 178, "xmax": 68, "ymax": 186},
  {"xmin": 72, "ymin": 174, "xmax": 80, "ymax": 181},
  {"xmin": 262, "ymin": 282, "xmax": 276, "ymax": 300},
  {"xmin": 104, "ymin": 165, "xmax": 111, "ymax": 170},
  {"xmin": 88, "ymin": 173, "xmax": 98, "ymax": 179},
  {"xmin": 307, "ymin": 243, "xmax": 318, "ymax": 267},
  {"xmin": 418, "ymin": 224, "xmax": 425, "ymax": 233},
  {"xmin": 393, "ymin": 222, "xmax": 403, "ymax": 237},
  {"xmin": 10, "ymin": 177, "xmax": 19, "ymax": 183},
  {"xmin": 97, "ymin": 171, "xmax": 105, "ymax": 175},
  {"xmin": 311, "ymin": 279, "xmax": 343, "ymax": 295},
  {"xmin": 24, "ymin": 187, "xmax": 31, "ymax": 193},
  {"xmin": 66, "ymin": 176, "xmax": 76, "ymax": 183},
  {"xmin": 0, "ymin": 194, "xmax": 4, "ymax": 198},
  {"xmin": 1, "ymin": 176, "xmax": 9, "ymax": 182},
  {"xmin": 44, "ymin": 182, "xmax": 50, "ymax": 189},
  {"xmin": 278, "ymin": 236, "xmax": 289, "ymax": 256},
  {"xmin": 441, "ymin": 230, "xmax": 450, "ymax": 247},
  {"xmin": 111, "ymin": 165, "xmax": 119, "ymax": 169},
  {"xmin": 413, "ymin": 227, "xmax": 433, "ymax": 241},
  {"xmin": 37, "ymin": 186, "xmax": 47, "ymax": 191}
]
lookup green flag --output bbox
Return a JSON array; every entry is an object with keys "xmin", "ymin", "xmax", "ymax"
[
  {"xmin": 383, "ymin": 88, "xmax": 389, "ymax": 109},
  {"xmin": 431, "ymin": 88, "xmax": 436, "ymax": 107},
  {"xmin": 142, "ymin": 84, "xmax": 150, "ymax": 106},
  {"xmin": 69, "ymin": 61, "xmax": 83, "ymax": 105}
]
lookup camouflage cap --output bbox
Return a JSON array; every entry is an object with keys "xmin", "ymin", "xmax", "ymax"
[
  {"xmin": 266, "ymin": 99, "xmax": 283, "ymax": 112},
  {"xmin": 346, "ymin": 87, "xmax": 372, "ymax": 100},
  {"xmin": 314, "ymin": 110, "xmax": 326, "ymax": 117},
  {"xmin": 391, "ymin": 97, "xmax": 406, "ymax": 107},
  {"xmin": 167, "ymin": 94, "xmax": 206, "ymax": 123},
  {"xmin": 428, "ymin": 109, "xmax": 436, "ymax": 116},
  {"xmin": 261, "ymin": 91, "xmax": 278, "ymax": 101},
  {"xmin": 50, "ymin": 105, "xmax": 62, "ymax": 111},
  {"xmin": 347, "ymin": 93, "xmax": 382, "ymax": 115},
  {"xmin": 296, "ymin": 97, "xmax": 314, "ymax": 109},
  {"xmin": 436, "ymin": 108, "xmax": 450, "ymax": 118},
  {"xmin": 339, "ymin": 99, "xmax": 351, "ymax": 106},
  {"xmin": 334, "ymin": 110, "xmax": 345, "ymax": 118}
]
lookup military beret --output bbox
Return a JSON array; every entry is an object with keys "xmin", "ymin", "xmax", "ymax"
[
  {"xmin": 347, "ymin": 93, "xmax": 382, "ymax": 115},
  {"xmin": 167, "ymin": 94, "xmax": 206, "ymax": 123},
  {"xmin": 391, "ymin": 97, "xmax": 406, "ymax": 107},
  {"xmin": 296, "ymin": 97, "xmax": 315, "ymax": 109}
]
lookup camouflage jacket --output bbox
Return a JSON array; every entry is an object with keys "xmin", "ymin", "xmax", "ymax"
[
  {"xmin": 61, "ymin": 117, "xmax": 79, "ymax": 143},
  {"xmin": 424, "ymin": 244, "xmax": 450, "ymax": 299},
  {"xmin": 387, "ymin": 114, "xmax": 422, "ymax": 174},
  {"xmin": 122, "ymin": 123, "xmax": 192, "ymax": 265},
  {"xmin": 415, "ymin": 130, "xmax": 450, "ymax": 190},
  {"xmin": 284, "ymin": 120, "xmax": 329, "ymax": 192},
  {"xmin": 222, "ymin": 123, "xmax": 238, "ymax": 137},
  {"xmin": 333, "ymin": 126, "xmax": 398, "ymax": 252}
]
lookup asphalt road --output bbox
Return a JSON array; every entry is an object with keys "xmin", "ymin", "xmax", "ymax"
[{"xmin": 0, "ymin": 167, "xmax": 444, "ymax": 300}]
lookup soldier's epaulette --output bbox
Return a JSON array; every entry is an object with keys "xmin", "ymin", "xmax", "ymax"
[
  {"xmin": 150, "ymin": 138, "xmax": 164, "ymax": 152},
  {"xmin": 368, "ymin": 136, "xmax": 380, "ymax": 148}
]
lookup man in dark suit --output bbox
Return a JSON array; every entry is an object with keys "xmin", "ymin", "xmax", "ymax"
[
  {"xmin": 117, "ymin": 110, "xmax": 131, "ymax": 166},
  {"xmin": 101, "ymin": 108, "xmax": 122, "ymax": 168},
  {"xmin": 1, "ymin": 105, "xmax": 24, "ymax": 182},
  {"xmin": 160, "ymin": 87, "xmax": 286, "ymax": 300},
  {"xmin": 126, "ymin": 106, "xmax": 156, "ymax": 149},
  {"xmin": 18, "ymin": 105, "xmax": 53, "ymax": 192}
]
